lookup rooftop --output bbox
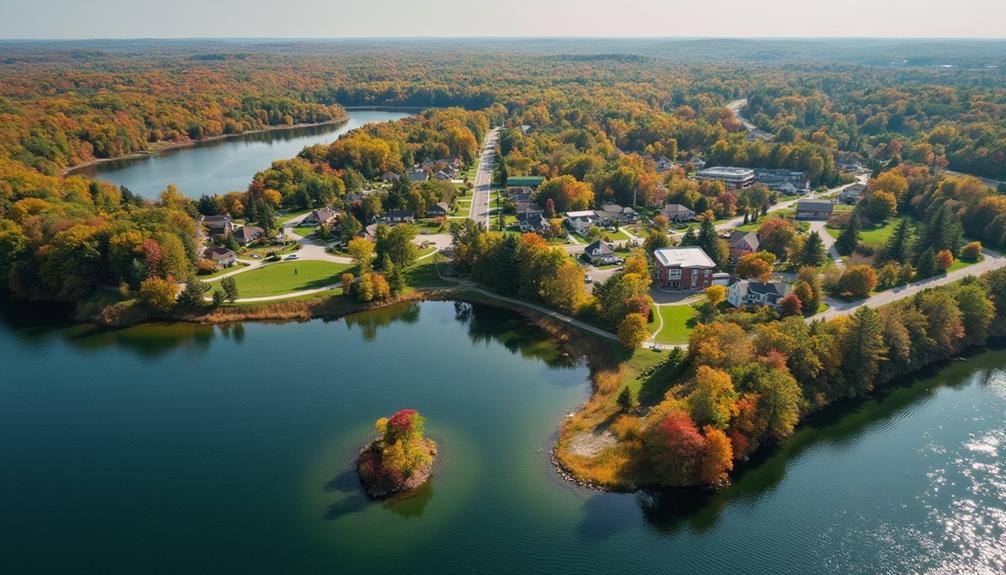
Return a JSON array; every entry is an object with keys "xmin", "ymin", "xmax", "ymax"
[
  {"xmin": 653, "ymin": 246, "xmax": 716, "ymax": 269},
  {"xmin": 696, "ymin": 166, "xmax": 755, "ymax": 177}
]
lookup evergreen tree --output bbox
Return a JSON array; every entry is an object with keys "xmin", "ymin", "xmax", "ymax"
[
  {"xmin": 258, "ymin": 203, "xmax": 275, "ymax": 234},
  {"xmin": 196, "ymin": 194, "xmax": 219, "ymax": 215},
  {"xmin": 617, "ymin": 387, "xmax": 638, "ymax": 412},
  {"xmin": 221, "ymin": 277, "xmax": 239, "ymax": 303},
  {"xmin": 697, "ymin": 216, "xmax": 727, "ymax": 267},
  {"xmin": 915, "ymin": 247, "xmax": 937, "ymax": 278},
  {"xmin": 835, "ymin": 212, "xmax": 860, "ymax": 256},
  {"xmin": 679, "ymin": 227, "xmax": 698, "ymax": 247},
  {"xmin": 881, "ymin": 218, "xmax": 912, "ymax": 263},
  {"xmin": 388, "ymin": 175, "xmax": 412, "ymax": 210},
  {"xmin": 839, "ymin": 307, "xmax": 887, "ymax": 397},
  {"xmin": 800, "ymin": 231, "xmax": 826, "ymax": 267}
]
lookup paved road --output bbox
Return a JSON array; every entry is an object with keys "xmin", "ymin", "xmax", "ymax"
[
  {"xmin": 809, "ymin": 220, "xmax": 844, "ymax": 268},
  {"xmin": 809, "ymin": 248, "xmax": 1006, "ymax": 322},
  {"xmin": 470, "ymin": 127, "xmax": 500, "ymax": 227},
  {"xmin": 727, "ymin": 98, "xmax": 774, "ymax": 141}
]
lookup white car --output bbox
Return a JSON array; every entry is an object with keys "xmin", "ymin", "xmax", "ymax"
[
  {"xmin": 285, "ymin": 254, "xmax": 300, "ymax": 260},
  {"xmin": 584, "ymin": 274, "xmax": 593, "ymax": 284}
]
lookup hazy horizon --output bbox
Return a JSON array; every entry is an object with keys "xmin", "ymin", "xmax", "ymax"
[{"xmin": 2, "ymin": 0, "xmax": 1004, "ymax": 40}]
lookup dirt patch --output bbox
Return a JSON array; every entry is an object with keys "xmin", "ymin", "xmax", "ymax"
[{"xmin": 568, "ymin": 430, "xmax": 617, "ymax": 458}]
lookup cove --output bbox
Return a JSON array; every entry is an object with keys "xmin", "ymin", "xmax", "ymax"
[
  {"xmin": 69, "ymin": 109, "xmax": 413, "ymax": 199},
  {"xmin": 1, "ymin": 297, "xmax": 1004, "ymax": 574}
]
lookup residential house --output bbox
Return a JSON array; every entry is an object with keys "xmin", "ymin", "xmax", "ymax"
[
  {"xmin": 383, "ymin": 210, "xmax": 415, "ymax": 224},
  {"xmin": 795, "ymin": 199, "xmax": 835, "ymax": 220},
  {"xmin": 357, "ymin": 223, "xmax": 380, "ymax": 241},
  {"xmin": 381, "ymin": 171, "xmax": 400, "ymax": 183},
  {"xmin": 408, "ymin": 169, "xmax": 429, "ymax": 183},
  {"xmin": 584, "ymin": 240, "xmax": 617, "ymax": 265},
  {"xmin": 653, "ymin": 246, "xmax": 718, "ymax": 291},
  {"xmin": 234, "ymin": 225, "xmax": 264, "ymax": 246},
  {"xmin": 840, "ymin": 183, "xmax": 867, "ymax": 204},
  {"xmin": 727, "ymin": 230, "xmax": 760, "ymax": 263},
  {"xmin": 655, "ymin": 156, "xmax": 676, "ymax": 173},
  {"xmin": 420, "ymin": 157, "xmax": 435, "ymax": 170},
  {"xmin": 565, "ymin": 210, "xmax": 597, "ymax": 236},
  {"xmin": 727, "ymin": 280, "xmax": 790, "ymax": 309},
  {"xmin": 688, "ymin": 156, "xmax": 707, "ymax": 170},
  {"xmin": 695, "ymin": 166, "xmax": 756, "ymax": 189},
  {"xmin": 433, "ymin": 170, "xmax": 452, "ymax": 181},
  {"xmin": 203, "ymin": 247, "xmax": 237, "ymax": 268},
  {"xmin": 201, "ymin": 215, "xmax": 234, "ymax": 239},
  {"xmin": 507, "ymin": 186, "xmax": 535, "ymax": 203},
  {"xmin": 517, "ymin": 210, "xmax": 550, "ymax": 234},
  {"xmin": 599, "ymin": 203, "xmax": 639, "ymax": 224},
  {"xmin": 426, "ymin": 202, "xmax": 450, "ymax": 217},
  {"xmin": 661, "ymin": 203, "xmax": 696, "ymax": 223},
  {"xmin": 302, "ymin": 207, "xmax": 339, "ymax": 227}
]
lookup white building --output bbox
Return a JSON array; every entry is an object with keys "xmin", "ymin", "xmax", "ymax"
[{"xmin": 695, "ymin": 166, "xmax": 756, "ymax": 189}]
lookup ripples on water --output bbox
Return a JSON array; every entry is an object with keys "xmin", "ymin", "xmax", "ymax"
[{"xmin": 910, "ymin": 373, "xmax": 1005, "ymax": 575}]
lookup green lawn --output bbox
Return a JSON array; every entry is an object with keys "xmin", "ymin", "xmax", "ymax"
[
  {"xmin": 654, "ymin": 304, "xmax": 698, "ymax": 344},
  {"xmin": 292, "ymin": 225, "xmax": 316, "ymax": 237},
  {"xmin": 826, "ymin": 216, "xmax": 912, "ymax": 249},
  {"xmin": 276, "ymin": 209, "xmax": 311, "ymax": 226},
  {"xmin": 230, "ymin": 260, "xmax": 353, "ymax": 298}
]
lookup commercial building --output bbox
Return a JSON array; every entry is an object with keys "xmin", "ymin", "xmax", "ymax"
[
  {"xmin": 695, "ymin": 166, "xmax": 755, "ymax": 189},
  {"xmin": 652, "ymin": 246, "xmax": 718, "ymax": 291}
]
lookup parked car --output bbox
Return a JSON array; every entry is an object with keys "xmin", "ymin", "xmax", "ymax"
[
  {"xmin": 584, "ymin": 273, "xmax": 593, "ymax": 284},
  {"xmin": 286, "ymin": 254, "xmax": 300, "ymax": 260}
]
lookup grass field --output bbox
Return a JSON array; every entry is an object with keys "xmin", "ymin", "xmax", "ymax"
[
  {"xmin": 826, "ymin": 216, "xmax": 911, "ymax": 249},
  {"xmin": 276, "ymin": 209, "xmax": 311, "ymax": 226},
  {"xmin": 653, "ymin": 304, "xmax": 698, "ymax": 344},
  {"xmin": 231, "ymin": 261, "xmax": 353, "ymax": 298}
]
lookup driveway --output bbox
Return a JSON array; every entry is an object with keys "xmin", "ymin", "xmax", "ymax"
[{"xmin": 808, "ymin": 220, "xmax": 844, "ymax": 268}]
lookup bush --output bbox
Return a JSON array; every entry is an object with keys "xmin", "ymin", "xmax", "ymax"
[
  {"xmin": 836, "ymin": 264, "xmax": 878, "ymax": 299},
  {"xmin": 138, "ymin": 277, "xmax": 177, "ymax": 313},
  {"xmin": 961, "ymin": 241, "xmax": 983, "ymax": 262},
  {"xmin": 196, "ymin": 259, "xmax": 220, "ymax": 275}
]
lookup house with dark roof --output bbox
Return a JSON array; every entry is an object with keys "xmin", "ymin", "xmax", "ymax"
[
  {"xmin": 203, "ymin": 247, "xmax": 237, "ymax": 268},
  {"xmin": 599, "ymin": 203, "xmax": 639, "ymax": 224},
  {"xmin": 584, "ymin": 240, "xmax": 617, "ymax": 265},
  {"xmin": 517, "ymin": 210, "xmax": 550, "ymax": 234},
  {"xmin": 234, "ymin": 225, "xmax": 264, "ymax": 246},
  {"xmin": 408, "ymin": 169, "xmax": 428, "ymax": 183},
  {"xmin": 357, "ymin": 223, "xmax": 380, "ymax": 241},
  {"xmin": 426, "ymin": 202, "xmax": 450, "ymax": 217},
  {"xmin": 727, "ymin": 231, "xmax": 760, "ymax": 263},
  {"xmin": 433, "ymin": 170, "xmax": 452, "ymax": 181},
  {"xmin": 840, "ymin": 183, "xmax": 867, "ymax": 204},
  {"xmin": 795, "ymin": 199, "xmax": 835, "ymax": 220},
  {"xmin": 655, "ymin": 156, "xmax": 676, "ymax": 173},
  {"xmin": 201, "ymin": 215, "xmax": 234, "ymax": 239},
  {"xmin": 661, "ymin": 203, "xmax": 696, "ymax": 223},
  {"xmin": 383, "ymin": 209, "xmax": 415, "ymax": 224},
  {"xmin": 381, "ymin": 171, "xmax": 400, "ymax": 183},
  {"xmin": 727, "ymin": 280, "xmax": 789, "ymax": 309}
]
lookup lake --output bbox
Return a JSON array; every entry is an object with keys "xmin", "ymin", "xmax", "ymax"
[
  {"xmin": 1, "ymin": 298, "xmax": 1003, "ymax": 574},
  {"xmin": 70, "ymin": 110, "xmax": 414, "ymax": 199}
]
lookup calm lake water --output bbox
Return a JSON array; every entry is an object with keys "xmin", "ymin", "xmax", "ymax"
[
  {"xmin": 1, "ymin": 298, "xmax": 1004, "ymax": 574},
  {"xmin": 71, "ymin": 110, "xmax": 413, "ymax": 199}
]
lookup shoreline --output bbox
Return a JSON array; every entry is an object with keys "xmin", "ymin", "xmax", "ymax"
[{"xmin": 61, "ymin": 115, "xmax": 351, "ymax": 177}]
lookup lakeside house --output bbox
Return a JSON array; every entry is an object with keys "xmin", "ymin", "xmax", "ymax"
[
  {"xmin": 426, "ymin": 202, "xmax": 450, "ymax": 217},
  {"xmin": 795, "ymin": 199, "xmax": 835, "ymax": 220},
  {"xmin": 661, "ymin": 203, "xmax": 696, "ymax": 223},
  {"xmin": 584, "ymin": 240, "xmax": 617, "ymax": 265},
  {"xmin": 201, "ymin": 215, "xmax": 234, "ymax": 239},
  {"xmin": 695, "ymin": 166, "xmax": 755, "ymax": 189},
  {"xmin": 303, "ymin": 207, "xmax": 339, "ymax": 227},
  {"xmin": 727, "ymin": 230, "xmax": 760, "ymax": 263},
  {"xmin": 203, "ymin": 247, "xmax": 237, "ymax": 268},
  {"xmin": 652, "ymin": 246, "xmax": 718, "ymax": 291},
  {"xmin": 727, "ymin": 280, "xmax": 790, "ymax": 309},
  {"xmin": 234, "ymin": 225, "xmax": 264, "ymax": 246}
]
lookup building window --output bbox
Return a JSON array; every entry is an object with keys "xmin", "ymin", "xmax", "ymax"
[{"xmin": 669, "ymin": 269, "xmax": 682, "ymax": 279}]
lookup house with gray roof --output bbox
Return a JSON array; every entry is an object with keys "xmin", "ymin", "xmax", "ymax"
[{"xmin": 727, "ymin": 280, "xmax": 790, "ymax": 309}]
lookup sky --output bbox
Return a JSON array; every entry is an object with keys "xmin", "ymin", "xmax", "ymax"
[{"xmin": 1, "ymin": 0, "xmax": 1004, "ymax": 40}]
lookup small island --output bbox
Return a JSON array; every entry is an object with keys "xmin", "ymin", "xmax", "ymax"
[{"xmin": 357, "ymin": 409, "xmax": 437, "ymax": 499}]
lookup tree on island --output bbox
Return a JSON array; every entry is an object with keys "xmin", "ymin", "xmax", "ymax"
[{"xmin": 358, "ymin": 409, "xmax": 437, "ymax": 498}]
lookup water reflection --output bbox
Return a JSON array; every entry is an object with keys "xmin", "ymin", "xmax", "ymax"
[
  {"xmin": 453, "ymin": 301, "xmax": 582, "ymax": 371},
  {"xmin": 342, "ymin": 302, "xmax": 421, "ymax": 340}
]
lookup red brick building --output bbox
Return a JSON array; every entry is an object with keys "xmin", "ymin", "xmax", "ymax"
[{"xmin": 653, "ymin": 246, "xmax": 718, "ymax": 291}]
